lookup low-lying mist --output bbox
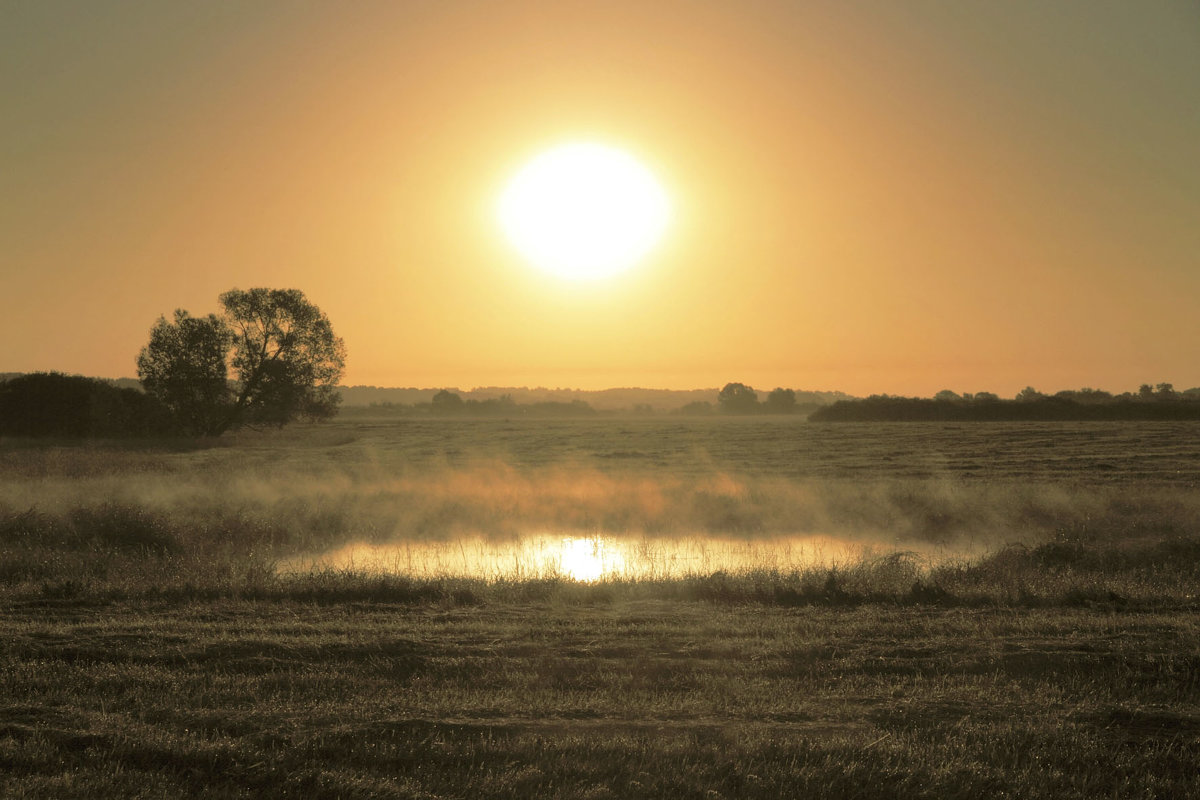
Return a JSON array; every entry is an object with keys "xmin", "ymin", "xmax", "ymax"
[
  {"xmin": 3, "ymin": 452, "xmax": 1191, "ymax": 577},
  {"xmin": 4, "ymin": 419, "xmax": 1199, "ymax": 600}
]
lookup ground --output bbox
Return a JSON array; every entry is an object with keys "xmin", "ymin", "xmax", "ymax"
[
  {"xmin": 2, "ymin": 418, "xmax": 1199, "ymax": 797},
  {"xmin": 3, "ymin": 596, "xmax": 1197, "ymax": 798}
]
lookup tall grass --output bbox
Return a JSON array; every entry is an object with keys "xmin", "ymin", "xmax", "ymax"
[
  {"xmin": 2, "ymin": 420, "xmax": 1199, "ymax": 606},
  {"xmin": 2, "ymin": 497, "xmax": 1197, "ymax": 607}
]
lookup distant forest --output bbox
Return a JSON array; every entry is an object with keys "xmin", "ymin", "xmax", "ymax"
[
  {"xmin": 337, "ymin": 385, "xmax": 849, "ymax": 414},
  {"xmin": 6, "ymin": 372, "xmax": 1200, "ymax": 438},
  {"xmin": 810, "ymin": 385, "xmax": 1200, "ymax": 422},
  {"xmin": 0, "ymin": 373, "xmax": 844, "ymax": 437}
]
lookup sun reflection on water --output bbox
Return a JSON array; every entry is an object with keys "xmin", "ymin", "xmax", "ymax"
[
  {"xmin": 275, "ymin": 532, "xmax": 948, "ymax": 582},
  {"xmin": 558, "ymin": 537, "xmax": 620, "ymax": 582}
]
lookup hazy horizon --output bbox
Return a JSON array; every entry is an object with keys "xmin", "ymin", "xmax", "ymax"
[
  {"xmin": 4, "ymin": 2, "xmax": 1199, "ymax": 396},
  {"xmin": 8, "ymin": 369, "xmax": 1197, "ymax": 404}
]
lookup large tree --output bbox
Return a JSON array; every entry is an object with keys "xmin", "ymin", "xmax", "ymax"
[
  {"xmin": 219, "ymin": 288, "xmax": 346, "ymax": 433},
  {"xmin": 138, "ymin": 288, "xmax": 345, "ymax": 436},
  {"xmin": 763, "ymin": 387, "xmax": 797, "ymax": 414},
  {"xmin": 717, "ymin": 382, "xmax": 759, "ymax": 414},
  {"xmin": 137, "ymin": 310, "xmax": 232, "ymax": 435}
]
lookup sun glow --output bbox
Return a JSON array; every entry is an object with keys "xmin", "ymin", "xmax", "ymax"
[
  {"xmin": 497, "ymin": 142, "xmax": 671, "ymax": 280},
  {"xmin": 275, "ymin": 533, "xmax": 964, "ymax": 583},
  {"xmin": 557, "ymin": 537, "xmax": 620, "ymax": 582}
]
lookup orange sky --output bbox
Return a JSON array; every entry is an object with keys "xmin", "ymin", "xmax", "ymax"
[{"xmin": 3, "ymin": 1, "xmax": 1199, "ymax": 397}]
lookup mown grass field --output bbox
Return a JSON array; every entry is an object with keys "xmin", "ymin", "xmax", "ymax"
[{"xmin": 2, "ymin": 418, "xmax": 1199, "ymax": 797}]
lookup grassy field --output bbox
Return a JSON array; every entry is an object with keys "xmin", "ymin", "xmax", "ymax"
[{"xmin": 2, "ymin": 418, "xmax": 1199, "ymax": 797}]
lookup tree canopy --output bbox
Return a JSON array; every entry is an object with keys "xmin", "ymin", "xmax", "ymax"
[
  {"xmin": 763, "ymin": 387, "xmax": 797, "ymax": 414},
  {"xmin": 718, "ymin": 382, "xmax": 759, "ymax": 414},
  {"xmin": 136, "ymin": 311, "xmax": 231, "ymax": 436},
  {"xmin": 138, "ymin": 288, "xmax": 345, "ymax": 436}
]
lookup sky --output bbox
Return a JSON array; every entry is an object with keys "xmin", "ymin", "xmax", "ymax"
[{"xmin": 3, "ymin": 0, "xmax": 1199, "ymax": 397}]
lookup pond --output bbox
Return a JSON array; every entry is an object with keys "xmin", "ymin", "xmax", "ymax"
[{"xmin": 276, "ymin": 532, "xmax": 973, "ymax": 582}]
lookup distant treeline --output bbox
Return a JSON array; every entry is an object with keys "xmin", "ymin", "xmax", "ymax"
[
  {"xmin": 350, "ymin": 384, "xmax": 839, "ymax": 418},
  {"xmin": 810, "ymin": 385, "xmax": 1200, "ymax": 422},
  {"xmin": 2, "ymin": 370, "xmax": 344, "ymax": 439},
  {"xmin": 353, "ymin": 390, "xmax": 599, "ymax": 418},
  {"xmin": 0, "ymin": 373, "xmax": 173, "ymax": 438},
  {"xmin": 16, "ymin": 370, "xmax": 1199, "ymax": 434},
  {"xmin": 707, "ymin": 383, "xmax": 828, "ymax": 416},
  {"xmin": 4, "ymin": 374, "xmax": 833, "ymax": 435},
  {"xmin": 338, "ymin": 385, "xmax": 715, "ymax": 411},
  {"xmin": 338, "ymin": 384, "xmax": 849, "ymax": 413}
]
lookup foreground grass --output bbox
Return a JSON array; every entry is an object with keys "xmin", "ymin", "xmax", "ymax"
[
  {"xmin": 3, "ymin": 423, "xmax": 1199, "ymax": 796},
  {"xmin": 2, "ymin": 597, "xmax": 1197, "ymax": 799}
]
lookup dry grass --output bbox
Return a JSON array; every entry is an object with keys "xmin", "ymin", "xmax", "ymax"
[
  {"xmin": 2, "ymin": 419, "xmax": 1199, "ymax": 796},
  {"xmin": 2, "ymin": 599, "xmax": 1197, "ymax": 799}
]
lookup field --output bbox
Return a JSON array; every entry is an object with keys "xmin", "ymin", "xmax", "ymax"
[{"xmin": 2, "ymin": 418, "xmax": 1199, "ymax": 797}]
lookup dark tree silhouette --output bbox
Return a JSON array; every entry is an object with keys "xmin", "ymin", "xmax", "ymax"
[
  {"xmin": 138, "ymin": 288, "xmax": 345, "ymax": 436},
  {"xmin": 811, "ymin": 383, "xmax": 1200, "ymax": 422},
  {"xmin": 718, "ymin": 382, "xmax": 759, "ymax": 414},
  {"xmin": 763, "ymin": 387, "xmax": 797, "ymax": 414},
  {"xmin": 137, "ymin": 311, "xmax": 231, "ymax": 435},
  {"xmin": 431, "ymin": 389, "xmax": 464, "ymax": 413},
  {"xmin": 218, "ymin": 288, "xmax": 345, "ymax": 433},
  {"xmin": 0, "ymin": 373, "xmax": 169, "ymax": 438}
]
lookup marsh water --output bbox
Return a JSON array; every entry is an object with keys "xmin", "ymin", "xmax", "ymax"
[
  {"xmin": 5, "ymin": 417, "xmax": 1198, "ymax": 581},
  {"xmin": 275, "ymin": 532, "xmax": 987, "ymax": 581},
  {"xmin": 269, "ymin": 417, "xmax": 1200, "ymax": 579}
]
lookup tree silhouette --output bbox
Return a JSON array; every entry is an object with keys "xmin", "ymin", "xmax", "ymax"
[
  {"xmin": 138, "ymin": 288, "xmax": 345, "ymax": 436},
  {"xmin": 137, "ymin": 311, "xmax": 231, "ymax": 435},
  {"xmin": 431, "ymin": 389, "xmax": 464, "ymax": 413},
  {"xmin": 0, "ymin": 373, "xmax": 169, "ymax": 438},
  {"xmin": 718, "ymin": 382, "xmax": 759, "ymax": 414},
  {"xmin": 763, "ymin": 387, "xmax": 796, "ymax": 414}
]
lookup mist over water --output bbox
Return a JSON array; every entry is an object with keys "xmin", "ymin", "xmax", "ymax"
[
  {"xmin": 4, "ymin": 419, "xmax": 1198, "ymax": 583},
  {"xmin": 276, "ymin": 532, "xmax": 980, "ymax": 581}
]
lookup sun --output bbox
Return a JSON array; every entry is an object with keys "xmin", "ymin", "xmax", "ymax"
[{"xmin": 497, "ymin": 142, "xmax": 671, "ymax": 281}]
